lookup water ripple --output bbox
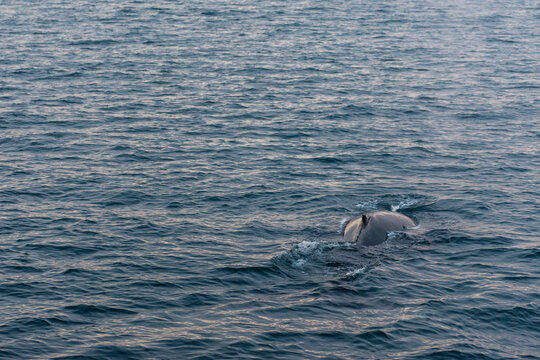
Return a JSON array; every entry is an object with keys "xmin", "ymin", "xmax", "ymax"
[{"xmin": 1, "ymin": 0, "xmax": 539, "ymax": 358}]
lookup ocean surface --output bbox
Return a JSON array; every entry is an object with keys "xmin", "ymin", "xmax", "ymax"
[{"xmin": 1, "ymin": 0, "xmax": 539, "ymax": 359}]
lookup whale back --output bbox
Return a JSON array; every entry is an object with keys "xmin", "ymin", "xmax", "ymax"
[
  {"xmin": 344, "ymin": 211, "xmax": 415, "ymax": 246},
  {"xmin": 343, "ymin": 216, "xmax": 365, "ymax": 243}
]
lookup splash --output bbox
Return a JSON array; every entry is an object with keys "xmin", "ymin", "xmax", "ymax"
[
  {"xmin": 391, "ymin": 198, "xmax": 418, "ymax": 212},
  {"xmin": 339, "ymin": 217, "xmax": 351, "ymax": 234},
  {"xmin": 355, "ymin": 199, "xmax": 380, "ymax": 210}
]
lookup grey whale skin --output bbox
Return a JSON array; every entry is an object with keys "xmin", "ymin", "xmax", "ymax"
[{"xmin": 343, "ymin": 211, "xmax": 416, "ymax": 246}]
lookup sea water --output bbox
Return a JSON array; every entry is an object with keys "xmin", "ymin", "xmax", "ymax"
[{"xmin": 1, "ymin": 1, "xmax": 539, "ymax": 359}]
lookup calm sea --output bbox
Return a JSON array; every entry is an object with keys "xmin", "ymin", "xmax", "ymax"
[{"xmin": 1, "ymin": 0, "xmax": 539, "ymax": 359}]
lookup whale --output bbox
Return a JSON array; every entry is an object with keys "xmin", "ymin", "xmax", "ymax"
[{"xmin": 343, "ymin": 211, "xmax": 416, "ymax": 246}]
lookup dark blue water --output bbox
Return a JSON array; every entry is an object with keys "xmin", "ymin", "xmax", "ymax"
[{"xmin": 1, "ymin": 0, "xmax": 539, "ymax": 359}]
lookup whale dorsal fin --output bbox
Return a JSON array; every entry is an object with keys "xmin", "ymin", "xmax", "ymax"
[
  {"xmin": 353, "ymin": 215, "xmax": 370, "ymax": 243},
  {"xmin": 361, "ymin": 215, "xmax": 370, "ymax": 229}
]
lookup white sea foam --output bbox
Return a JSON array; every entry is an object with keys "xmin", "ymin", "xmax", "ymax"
[
  {"xmin": 292, "ymin": 259, "xmax": 307, "ymax": 268},
  {"xmin": 339, "ymin": 217, "xmax": 351, "ymax": 231},
  {"xmin": 391, "ymin": 198, "xmax": 418, "ymax": 212},
  {"xmin": 355, "ymin": 199, "xmax": 379, "ymax": 210},
  {"xmin": 345, "ymin": 266, "xmax": 366, "ymax": 277},
  {"xmin": 294, "ymin": 240, "xmax": 320, "ymax": 256},
  {"xmin": 386, "ymin": 231, "xmax": 402, "ymax": 240}
]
